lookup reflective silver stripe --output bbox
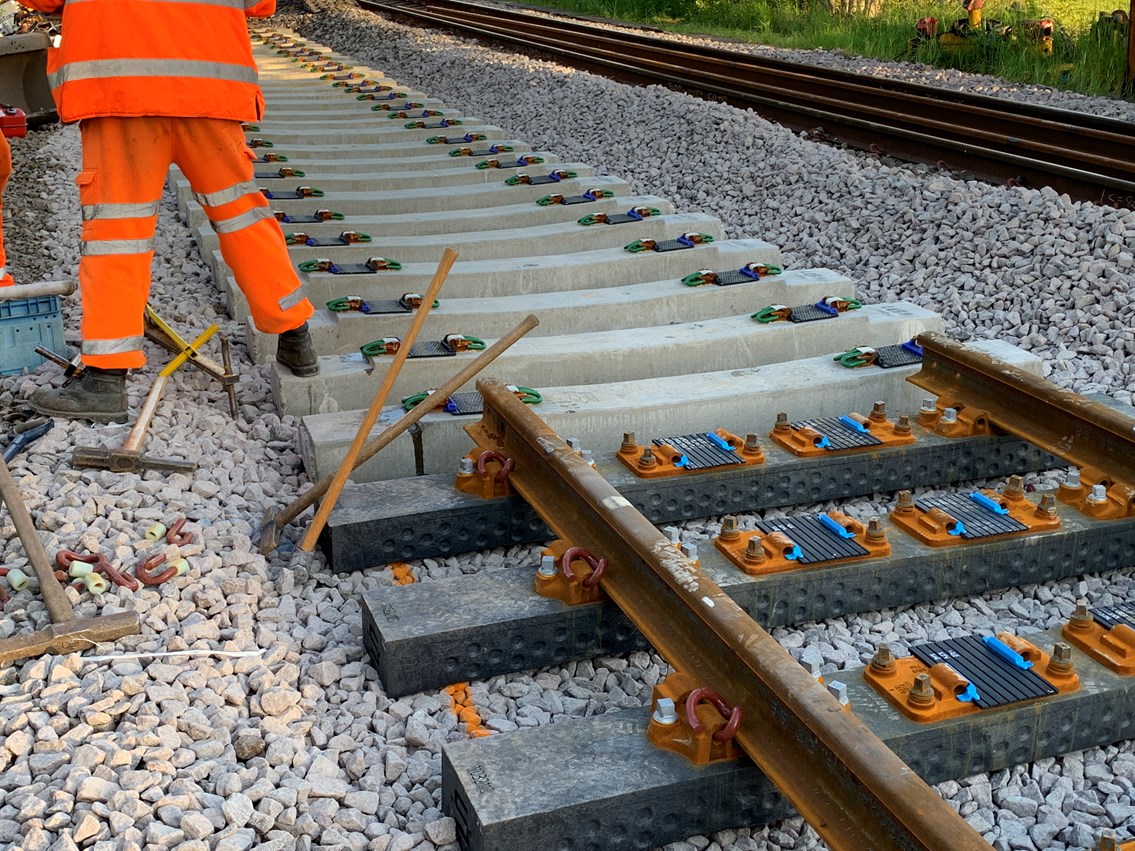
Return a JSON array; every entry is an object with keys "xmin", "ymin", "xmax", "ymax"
[
  {"xmin": 80, "ymin": 238, "xmax": 155, "ymax": 256},
  {"xmin": 81, "ymin": 201, "xmax": 162, "ymax": 222},
  {"xmin": 0, "ymin": 266, "xmax": 8, "ymax": 279},
  {"xmin": 278, "ymin": 287, "xmax": 307, "ymax": 312},
  {"xmin": 82, "ymin": 336, "xmax": 145, "ymax": 356},
  {"xmin": 211, "ymin": 206, "xmax": 274, "ymax": 234},
  {"xmin": 193, "ymin": 180, "xmax": 260, "ymax": 209},
  {"xmin": 49, "ymin": 59, "xmax": 258, "ymax": 89}
]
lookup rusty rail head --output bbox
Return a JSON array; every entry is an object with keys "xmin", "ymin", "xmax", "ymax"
[
  {"xmin": 911, "ymin": 332, "xmax": 1135, "ymax": 489},
  {"xmin": 471, "ymin": 378, "xmax": 990, "ymax": 851}
]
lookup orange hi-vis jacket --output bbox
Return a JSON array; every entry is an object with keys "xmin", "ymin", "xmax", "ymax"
[{"xmin": 20, "ymin": 0, "xmax": 276, "ymax": 123}]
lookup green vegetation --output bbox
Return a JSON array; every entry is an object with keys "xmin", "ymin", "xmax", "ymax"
[{"xmin": 523, "ymin": 0, "xmax": 1134, "ymax": 97}]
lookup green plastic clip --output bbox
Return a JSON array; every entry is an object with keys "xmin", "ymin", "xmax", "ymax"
[
  {"xmin": 751, "ymin": 305, "xmax": 790, "ymax": 324},
  {"xmin": 834, "ymin": 346, "xmax": 878, "ymax": 368}
]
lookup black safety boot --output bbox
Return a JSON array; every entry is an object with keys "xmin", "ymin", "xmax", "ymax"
[
  {"xmin": 276, "ymin": 322, "xmax": 320, "ymax": 377},
  {"xmin": 27, "ymin": 367, "xmax": 129, "ymax": 424}
]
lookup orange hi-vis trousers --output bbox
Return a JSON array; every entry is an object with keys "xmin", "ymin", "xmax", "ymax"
[
  {"xmin": 0, "ymin": 132, "xmax": 14, "ymax": 286},
  {"xmin": 77, "ymin": 116, "xmax": 313, "ymax": 369}
]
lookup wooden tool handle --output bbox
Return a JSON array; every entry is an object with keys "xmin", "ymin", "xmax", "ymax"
[
  {"xmin": 269, "ymin": 312, "xmax": 540, "ymax": 536},
  {"xmin": 0, "ymin": 455, "xmax": 74, "ymax": 624},
  {"xmin": 298, "ymin": 247, "xmax": 458, "ymax": 554},
  {"xmin": 123, "ymin": 373, "xmax": 169, "ymax": 453}
]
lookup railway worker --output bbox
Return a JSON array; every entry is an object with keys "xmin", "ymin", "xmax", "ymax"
[{"xmin": 22, "ymin": 0, "xmax": 320, "ymax": 424}]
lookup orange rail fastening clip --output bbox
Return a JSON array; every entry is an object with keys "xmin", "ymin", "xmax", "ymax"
[
  {"xmin": 915, "ymin": 399, "xmax": 995, "ymax": 438},
  {"xmin": 864, "ymin": 634, "xmax": 1079, "ymax": 723},
  {"xmin": 646, "ymin": 671, "xmax": 743, "ymax": 765},
  {"xmin": 454, "ymin": 449, "xmax": 515, "ymax": 499},
  {"xmin": 532, "ymin": 541, "xmax": 607, "ymax": 606},
  {"xmin": 770, "ymin": 402, "xmax": 915, "ymax": 458},
  {"xmin": 714, "ymin": 512, "xmax": 891, "ymax": 576},
  {"xmin": 888, "ymin": 478, "xmax": 1060, "ymax": 547},
  {"xmin": 1062, "ymin": 602, "xmax": 1135, "ymax": 675},
  {"xmin": 1055, "ymin": 466, "xmax": 1135, "ymax": 520},
  {"xmin": 616, "ymin": 429, "xmax": 764, "ymax": 479}
]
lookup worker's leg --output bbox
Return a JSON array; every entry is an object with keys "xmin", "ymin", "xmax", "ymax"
[
  {"xmin": 0, "ymin": 132, "xmax": 15, "ymax": 286},
  {"xmin": 28, "ymin": 117, "xmax": 169, "ymax": 423},
  {"xmin": 173, "ymin": 117, "xmax": 318, "ymax": 377},
  {"xmin": 171, "ymin": 118, "xmax": 313, "ymax": 334},
  {"xmin": 74, "ymin": 116, "xmax": 170, "ymax": 369}
]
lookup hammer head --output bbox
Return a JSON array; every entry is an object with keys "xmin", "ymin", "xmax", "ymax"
[
  {"xmin": 71, "ymin": 446, "xmax": 196, "ymax": 475},
  {"xmin": 256, "ymin": 508, "xmax": 280, "ymax": 555}
]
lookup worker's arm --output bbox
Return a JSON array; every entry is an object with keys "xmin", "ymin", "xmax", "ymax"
[
  {"xmin": 245, "ymin": 0, "xmax": 275, "ymax": 17},
  {"xmin": 19, "ymin": 0, "xmax": 64, "ymax": 13}
]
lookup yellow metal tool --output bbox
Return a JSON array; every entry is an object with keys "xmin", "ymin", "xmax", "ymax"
[
  {"xmin": 71, "ymin": 325, "xmax": 218, "ymax": 475},
  {"xmin": 144, "ymin": 305, "xmax": 239, "ymax": 418}
]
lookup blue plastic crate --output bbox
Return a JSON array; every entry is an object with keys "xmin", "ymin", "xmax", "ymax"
[{"xmin": 0, "ymin": 295, "xmax": 65, "ymax": 376}]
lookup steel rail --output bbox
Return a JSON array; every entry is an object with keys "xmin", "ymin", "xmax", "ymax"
[
  {"xmin": 912, "ymin": 331, "xmax": 1135, "ymax": 489},
  {"xmin": 472, "ymin": 378, "xmax": 990, "ymax": 851},
  {"xmin": 387, "ymin": 0, "xmax": 1132, "ymax": 164},
  {"xmin": 360, "ymin": 0, "xmax": 1135, "ymax": 205}
]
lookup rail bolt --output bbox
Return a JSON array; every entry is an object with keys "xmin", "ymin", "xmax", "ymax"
[
  {"xmin": 718, "ymin": 516, "xmax": 741, "ymax": 542},
  {"xmin": 894, "ymin": 413, "xmax": 912, "ymax": 435},
  {"xmin": 866, "ymin": 516, "xmax": 887, "ymax": 544},
  {"xmin": 620, "ymin": 431, "xmax": 638, "ymax": 453},
  {"xmin": 456, "ymin": 457, "xmax": 475, "ymax": 476},
  {"xmin": 743, "ymin": 536, "xmax": 766, "ymax": 565},
  {"xmin": 1035, "ymin": 494, "xmax": 1058, "ymax": 518},
  {"xmin": 773, "ymin": 412, "xmax": 791, "ymax": 433},
  {"xmin": 1069, "ymin": 600, "xmax": 1093, "ymax": 631},
  {"xmin": 651, "ymin": 697, "xmax": 678, "ymax": 726},
  {"xmin": 742, "ymin": 432, "xmax": 762, "ymax": 457},
  {"xmin": 869, "ymin": 401, "xmax": 887, "ymax": 422},
  {"xmin": 870, "ymin": 645, "xmax": 896, "ymax": 675},
  {"xmin": 1087, "ymin": 484, "xmax": 1109, "ymax": 504},
  {"xmin": 894, "ymin": 490, "xmax": 915, "ymax": 515},
  {"xmin": 637, "ymin": 446, "xmax": 657, "ymax": 469},
  {"xmin": 802, "ymin": 657, "xmax": 823, "ymax": 682},
  {"xmin": 536, "ymin": 554, "xmax": 557, "ymax": 579},
  {"xmin": 939, "ymin": 407, "xmax": 958, "ymax": 425},
  {"xmin": 908, "ymin": 672, "xmax": 936, "ymax": 707},
  {"xmin": 1063, "ymin": 469, "xmax": 1082, "ymax": 489},
  {"xmin": 1046, "ymin": 641, "xmax": 1075, "ymax": 677},
  {"xmin": 1003, "ymin": 475, "xmax": 1025, "ymax": 501}
]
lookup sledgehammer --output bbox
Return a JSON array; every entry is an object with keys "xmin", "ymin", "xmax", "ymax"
[{"xmin": 71, "ymin": 325, "xmax": 217, "ymax": 475}]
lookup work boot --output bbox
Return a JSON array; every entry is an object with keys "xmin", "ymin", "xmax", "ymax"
[
  {"xmin": 27, "ymin": 367, "xmax": 129, "ymax": 424},
  {"xmin": 276, "ymin": 321, "xmax": 320, "ymax": 377}
]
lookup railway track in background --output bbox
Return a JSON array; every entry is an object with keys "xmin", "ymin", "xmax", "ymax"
[{"xmin": 360, "ymin": 0, "xmax": 1135, "ymax": 208}]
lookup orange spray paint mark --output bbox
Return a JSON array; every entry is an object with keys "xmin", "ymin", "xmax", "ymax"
[
  {"xmin": 444, "ymin": 682, "xmax": 492, "ymax": 738},
  {"xmin": 390, "ymin": 562, "xmax": 416, "ymax": 585}
]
